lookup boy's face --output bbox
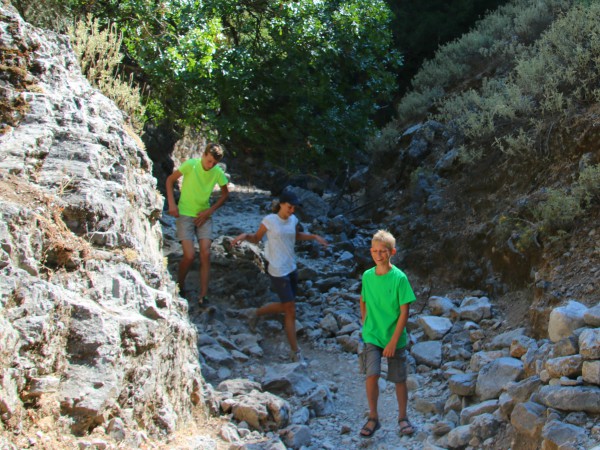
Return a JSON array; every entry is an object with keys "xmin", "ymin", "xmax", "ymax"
[
  {"xmin": 201, "ymin": 152, "xmax": 219, "ymax": 170},
  {"xmin": 370, "ymin": 240, "xmax": 395, "ymax": 266}
]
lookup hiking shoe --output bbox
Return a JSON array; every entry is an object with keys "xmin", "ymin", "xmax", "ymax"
[{"xmin": 290, "ymin": 349, "xmax": 306, "ymax": 365}]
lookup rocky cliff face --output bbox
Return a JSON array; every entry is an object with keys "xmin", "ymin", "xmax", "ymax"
[{"xmin": 0, "ymin": 5, "xmax": 203, "ymax": 446}]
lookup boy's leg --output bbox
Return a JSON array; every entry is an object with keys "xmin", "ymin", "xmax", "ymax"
[
  {"xmin": 198, "ymin": 238, "xmax": 211, "ymax": 298},
  {"xmin": 175, "ymin": 217, "xmax": 198, "ymax": 290},
  {"xmin": 395, "ymin": 381, "xmax": 409, "ymax": 419},
  {"xmin": 177, "ymin": 239, "xmax": 195, "ymax": 288},
  {"xmin": 388, "ymin": 348, "xmax": 415, "ymax": 435},
  {"xmin": 363, "ymin": 344, "xmax": 383, "ymax": 420},
  {"xmin": 365, "ymin": 374, "xmax": 380, "ymax": 419}
]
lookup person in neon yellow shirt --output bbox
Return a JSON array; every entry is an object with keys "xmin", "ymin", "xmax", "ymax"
[
  {"xmin": 166, "ymin": 143, "xmax": 229, "ymax": 304},
  {"xmin": 359, "ymin": 230, "xmax": 416, "ymax": 438}
]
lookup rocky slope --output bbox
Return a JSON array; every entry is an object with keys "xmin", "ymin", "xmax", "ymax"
[
  {"xmin": 354, "ymin": 120, "xmax": 600, "ymax": 339},
  {"xmin": 0, "ymin": 5, "xmax": 204, "ymax": 448}
]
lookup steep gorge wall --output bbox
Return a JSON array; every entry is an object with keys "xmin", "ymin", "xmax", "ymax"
[{"xmin": 0, "ymin": 5, "xmax": 203, "ymax": 445}]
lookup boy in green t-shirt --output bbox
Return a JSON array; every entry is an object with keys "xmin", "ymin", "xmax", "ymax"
[
  {"xmin": 359, "ymin": 230, "xmax": 416, "ymax": 438},
  {"xmin": 165, "ymin": 143, "xmax": 229, "ymax": 304}
]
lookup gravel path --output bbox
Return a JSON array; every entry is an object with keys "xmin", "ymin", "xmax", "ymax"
[{"xmin": 166, "ymin": 184, "xmax": 438, "ymax": 449}]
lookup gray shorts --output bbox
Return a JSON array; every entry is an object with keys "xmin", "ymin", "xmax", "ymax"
[
  {"xmin": 176, "ymin": 215, "xmax": 213, "ymax": 242},
  {"xmin": 359, "ymin": 343, "xmax": 407, "ymax": 383}
]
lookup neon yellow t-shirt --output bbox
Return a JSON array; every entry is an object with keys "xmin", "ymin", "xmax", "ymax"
[
  {"xmin": 177, "ymin": 158, "xmax": 228, "ymax": 217},
  {"xmin": 361, "ymin": 265, "xmax": 416, "ymax": 349}
]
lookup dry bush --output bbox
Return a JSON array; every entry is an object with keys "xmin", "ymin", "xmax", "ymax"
[
  {"xmin": 397, "ymin": 0, "xmax": 573, "ymax": 123},
  {"xmin": 498, "ymin": 163, "xmax": 600, "ymax": 248},
  {"xmin": 574, "ymin": 163, "xmax": 600, "ymax": 207},
  {"xmin": 533, "ymin": 188, "xmax": 583, "ymax": 233},
  {"xmin": 365, "ymin": 122, "xmax": 402, "ymax": 169},
  {"xmin": 69, "ymin": 16, "xmax": 146, "ymax": 132},
  {"xmin": 433, "ymin": 1, "xmax": 600, "ymax": 160}
]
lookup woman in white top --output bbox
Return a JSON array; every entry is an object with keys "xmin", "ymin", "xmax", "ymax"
[{"xmin": 232, "ymin": 190, "xmax": 328, "ymax": 362}]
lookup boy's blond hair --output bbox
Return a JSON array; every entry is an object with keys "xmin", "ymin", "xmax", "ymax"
[
  {"xmin": 372, "ymin": 229, "xmax": 395, "ymax": 250},
  {"xmin": 204, "ymin": 142, "xmax": 225, "ymax": 161}
]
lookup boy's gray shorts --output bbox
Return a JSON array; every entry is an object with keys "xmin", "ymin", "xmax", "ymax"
[
  {"xmin": 176, "ymin": 215, "xmax": 213, "ymax": 242},
  {"xmin": 359, "ymin": 343, "xmax": 407, "ymax": 383}
]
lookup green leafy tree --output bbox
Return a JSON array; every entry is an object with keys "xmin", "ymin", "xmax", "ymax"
[
  {"xmin": 206, "ymin": 0, "xmax": 401, "ymax": 166},
  {"xmin": 67, "ymin": 0, "xmax": 401, "ymax": 169}
]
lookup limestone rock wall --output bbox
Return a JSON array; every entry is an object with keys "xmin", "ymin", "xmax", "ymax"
[{"xmin": 0, "ymin": 4, "xmax": 203, "ymax": 441}]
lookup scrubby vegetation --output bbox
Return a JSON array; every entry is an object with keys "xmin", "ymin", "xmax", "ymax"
[
  {"xmin": 69, "ymin": 16, "xmax": 146, "ymax": 132},
  {"xmin": 437, "ymin": 1, "xmax": 600, "ymax": 161},
  {"xmin": 369, "ymin": 0, "xmax": 576, "ymax": 163}
]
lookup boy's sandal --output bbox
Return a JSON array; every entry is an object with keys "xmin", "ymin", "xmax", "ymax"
[
  {"xmin": 398, "ymin": 417, "xmax": 414, "ymax": 436},
  {"xmin": 199, "ymin": 296, "xmax": 209, "ymax": 305},
  {"xmin": 359, "ymin": 417, "xmax": 381, "ymax": 438}
]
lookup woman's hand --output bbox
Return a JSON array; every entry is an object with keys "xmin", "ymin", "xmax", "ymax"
[
  {"xmin": 231, "ymin": 233, "xmax": 246, "ymax": 246},
  {"xmin": 315, "ymin": 235, "xmax": 329, "ymax": 246}
]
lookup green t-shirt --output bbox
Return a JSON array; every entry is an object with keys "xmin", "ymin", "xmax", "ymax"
[
  {"xmin": 361, "ymin": 265, "xmax": 416, "ymax": 349},
  {"xmin": 177, "ymin": 158, "xmax": 228, "ymax": 217}
]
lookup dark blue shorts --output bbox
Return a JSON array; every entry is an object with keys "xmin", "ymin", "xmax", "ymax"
[{"xmin": 269, "ymin": 270, "xmax": 298, "ymax": 303}]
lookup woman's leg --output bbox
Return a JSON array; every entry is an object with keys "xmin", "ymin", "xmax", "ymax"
[
  {"xmin": 255, "ymin": 301, "xmax": 298, "ymax": 351},
  {"xmin": 282, "ymin": 301, "xmax": 298, "ymax": 352}
]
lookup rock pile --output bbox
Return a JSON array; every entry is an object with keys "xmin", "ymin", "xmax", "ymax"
[{"xmin": 184, "ymin": 190, "xmax": 600, "ymax": 449}]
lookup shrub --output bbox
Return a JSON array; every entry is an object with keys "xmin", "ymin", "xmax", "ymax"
[
  {"xmin": 397, "ymin": 0, "xmax": 573, "ymax": 124},
  {"xmin": 365, "ymin": 122, "xmax": 402, "ymax": 168},
  {"xmin": 533, "ymin": 188, "xmax": 583, "ymax": 232},
  {"xmin": 496, "ymin": 163, "xmax": 600, "ymax": 249},
  {"xmin": 69, "ymin": 16, "xmax": 146, "ymax": 132},
  {"xmin": 432, "ymin": 1, "xmax": 600, "ymax": 160},
  {"xmin": 574, "ymin": 163, "xmax": 600, "ymax": 207}
]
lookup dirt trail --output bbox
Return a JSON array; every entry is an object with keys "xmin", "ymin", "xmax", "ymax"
[{"xmin": 163, "ymin": 184, "xmax": 433, "ymax": 449}]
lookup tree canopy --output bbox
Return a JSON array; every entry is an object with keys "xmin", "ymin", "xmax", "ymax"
[
  {"xmin": 64, "ymin": 0, "xmax": 401, "ymax": 168},
  {"xmin": 14, "ymin": 0, "xmax": 514, "ymax": 171}
]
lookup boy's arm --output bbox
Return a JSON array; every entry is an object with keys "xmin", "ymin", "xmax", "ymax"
[
  {"xmin": 359, "ymin": 296, "xmax": 367, "ymax": 324},
  {"xmin": 382, "ymin": 303, "xmax": 410, "ymax": 358},
  {"xmin": 165, "ymin": 170, "xmax": 183, "ymax": 217},
  {"xmin": 194, "ymin": 183, "xmax": 230, "ymax": 226}
]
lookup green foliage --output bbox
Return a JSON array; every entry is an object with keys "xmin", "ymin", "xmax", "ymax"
[
  {"xmin": 69, "ymin": 15, "xmax": 146, "ymax": 131},
  {"xmin": 214, "ymin": 0, "xmax": 401, "ymax": 165},
  {"xmin": 65, "ymin": 0, "xmax": 401, "ymax": 169},
  {"xmin": 397, "ymin": 0, "xmax": 573, "ymax": 122},
  {"xmin": 430, "ymin": 1, "xmax": 600, "ymax": 160}
]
